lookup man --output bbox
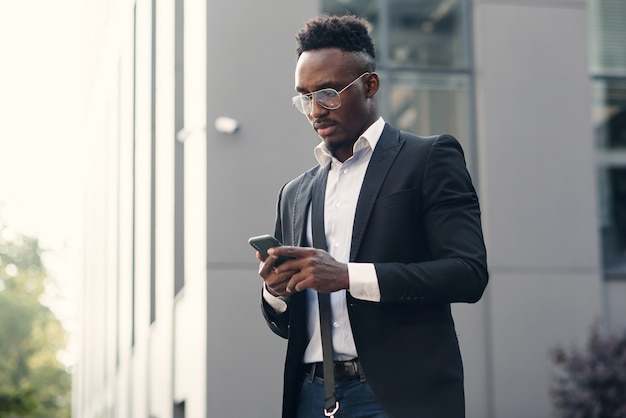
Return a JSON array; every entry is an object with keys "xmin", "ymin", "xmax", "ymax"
[{"xmin": 256, "ymin": 14, "xmax": 488, "ymax": 418}]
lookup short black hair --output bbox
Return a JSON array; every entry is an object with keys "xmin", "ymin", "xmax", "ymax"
[{"xmin": 295, "ymin": 14, "xmax": 376, "ymax": 63}]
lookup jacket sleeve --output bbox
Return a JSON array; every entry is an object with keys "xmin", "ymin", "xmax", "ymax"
[
  {"xmin": 260, "ymin": 182, "xmax": 291, "ymax": 339},
  {"xmin": 375, "ymin": 134, "xmax": 488, "ymax": 305}
]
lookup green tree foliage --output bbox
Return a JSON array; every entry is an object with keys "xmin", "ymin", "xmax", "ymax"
[
  {"xmin": 0, "ymin": 226, "xmax": 71, "ymax": 418},
  {"xmin": 0, "ymin": 387, "xmax": 38, "ymax": 417}
]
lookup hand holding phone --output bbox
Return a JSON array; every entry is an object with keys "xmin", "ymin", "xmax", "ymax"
[{"xmin": 248, "ymin": 234, "xmax": 293, "ymax": 266}]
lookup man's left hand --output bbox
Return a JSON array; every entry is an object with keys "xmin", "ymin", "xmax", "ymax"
[{"xmin": 268, "ymin": 246, "xmax": 349, "ymax": 294}]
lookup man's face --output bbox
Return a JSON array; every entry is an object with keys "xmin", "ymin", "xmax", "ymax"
[{"xmin": 294, "ymin": 48, "xmax": 375, "ymax": 161}]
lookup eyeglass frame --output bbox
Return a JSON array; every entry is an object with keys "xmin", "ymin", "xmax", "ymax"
[{"xmin": 291, "ymin": 72, "xmax": 371, "ymax": 115}]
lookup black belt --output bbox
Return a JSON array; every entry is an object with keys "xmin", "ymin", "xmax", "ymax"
[{"xmin": 304, "ymin": 359, "xmax": 362, "ymax": 382}]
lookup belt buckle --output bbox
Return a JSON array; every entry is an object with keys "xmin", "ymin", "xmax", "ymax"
[
  {"xmin": 324, "ymin": 401, "xmax": 339, "ymax": 417},
  {"xmin": 345, "ymin": 360, "xmax": 357, "ymax": 377}
]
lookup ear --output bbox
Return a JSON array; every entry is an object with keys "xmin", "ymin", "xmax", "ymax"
[{"xmin": 365, "ymin": 72, "xmax": 380, "ymax": 98}]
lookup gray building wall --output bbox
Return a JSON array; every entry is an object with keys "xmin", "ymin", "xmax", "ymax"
[
  {"xmin": 74, "ymin": 1, "xmax": 616, "ymax": 417},
  {"xmin": 202, "ymin": 2, "xmax": 318, "ymax": 417},
  {"xmin": 473, "ymin": 0, "xmax": 602, "ymax": 416}
]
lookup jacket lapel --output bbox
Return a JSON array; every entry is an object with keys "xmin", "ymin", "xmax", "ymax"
[
  {"xmin": 289, "ymin": 164, "xmax": 330, "ymax": 247},
  {"xmin": 350, "ymin": 124, "xmax": 404, "ymax": 261},
  {"xmin": 310, "ymin": 164, "xmax": 329, "ymax": 250}
]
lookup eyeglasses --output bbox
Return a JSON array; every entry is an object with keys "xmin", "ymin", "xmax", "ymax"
[{"xmin": 291, "ymin": 72, "xmax": 370, "ymax": 115}]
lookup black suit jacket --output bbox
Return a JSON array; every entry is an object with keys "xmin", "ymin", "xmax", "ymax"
[{"xmin": 262, "ymin": 124, "xmax": 488, "ymax": 418}]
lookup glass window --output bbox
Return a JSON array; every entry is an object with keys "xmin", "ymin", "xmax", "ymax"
[
  {"xmin": 388, "ymin": 72, "xmax": 471, "ymax": 163},
  {"xmin": 593, "ymin": 79, "xmax": 626, "ymax": 151},
  {"xmin": 590, "ymin": 0, "xmax": 626, "ymax": 279},
  {"xmin": 323, "ymin": 0, "xmax": 469, "ymax": 70},
  {"xmin": 387, "ymin": 0, "xmax": 468, "ymax": 69},
  {"xmin": 589, "ymin": 0, "xmax": 626, "ymax": 76},
  {"xmin": 594, "ymin": 78, "xmax": 626, "ymax": 277},
  {"xmin": 322, "ymin": 0, "xmax": 474, "ymax": 172},
  {"xmin": 321, "ymin": 0, "xmax": 379, "ymax": 35},
  {"xmin": 173, "ymin": 401, "xmax": 185, "ymax": 418}
]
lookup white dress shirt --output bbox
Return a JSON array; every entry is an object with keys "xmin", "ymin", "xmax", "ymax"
[{"xmin": 263, "ymin": 117, "xmax": 385, "ymax": 362}]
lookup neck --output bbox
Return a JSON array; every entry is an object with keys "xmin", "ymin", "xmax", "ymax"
[{"xmin": 329, "ymin": 114, "xmax": 380, "ymax": 163}]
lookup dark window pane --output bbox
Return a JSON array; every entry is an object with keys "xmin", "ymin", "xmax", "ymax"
[
  {"xmin": 600, "ymin": 168, "xmax": 626, "ymax": 276},
  {"xmin": 322, "ymin": 0, "xmax": 469, "ymax": 69},
  {"xmin": 593, "ymin": 79, "xmax": 626, "ymax": 150},
  {"xmin": 321, "ymin": 0, "xmax": 378, "ymax": 22},
  {"xmin": 388, "ymin": 0, "xmax": 468, "ymax": 68},
  {"xmin": 594, "ymin": 78, "xmax": 626, "ymax": 276}
]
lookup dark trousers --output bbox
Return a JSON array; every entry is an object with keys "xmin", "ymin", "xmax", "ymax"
[{"xmin": 296, "ymin": 367, "xmax": 389, "ymax": 418}]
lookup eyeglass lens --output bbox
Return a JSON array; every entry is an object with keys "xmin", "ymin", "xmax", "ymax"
[
  {"xmin": 292, "ymin": 72, "xmax": 369, "ymax": 115},
  {"xmin": 294, "ymin": 89, "xmax": 340, "ymax": 114}
]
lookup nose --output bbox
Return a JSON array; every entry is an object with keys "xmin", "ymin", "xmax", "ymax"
[{"xmin": 308, "ymin": 97, "xmax": 329, "ymax": 119}]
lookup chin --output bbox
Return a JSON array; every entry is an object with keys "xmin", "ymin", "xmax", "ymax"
[{"xmin": 325, "ymin": 137, "xmax": 354, "ymax": 156}]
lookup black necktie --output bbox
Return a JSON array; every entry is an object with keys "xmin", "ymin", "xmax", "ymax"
[{"xmin": 310, "ymin": 165, "xmax": 339, "ymax": 417}]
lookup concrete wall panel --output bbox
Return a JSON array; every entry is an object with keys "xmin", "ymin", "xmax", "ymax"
[
  {"xmin": 605, "ymin": 281, "xmax": 626, "ymax": 331},
  {"xmin": 489, "ymin": 271, "xmax": 602, "ymax": 418},
  {"xmin": 206, "ymin": 269, "xmax": 286, "ymax": 418},
  {"xmin": 474, "ymin": 3, "xmax": 599, "ymax": 271},
  {"xmin": 204, "ymin": 1, "xmax": 320, "ymax": 264},
  {"xmin": 452, "ymin": 301, "xmax": 491, "ymax": 418}
]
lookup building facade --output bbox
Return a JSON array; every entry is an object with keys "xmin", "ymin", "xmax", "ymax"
[{"xmin": 74, "ymin": 0, "xmax": 626, "ymax": 417}]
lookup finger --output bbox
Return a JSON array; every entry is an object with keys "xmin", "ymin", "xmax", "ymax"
[
  {"xmin": 267, "ymin": 270, "xmax": 294, "ymax": 296},
  {"xmin": 258, "ymin": 255, "xmax": 278, "ymax": 277},
  {"xmin": 272, "ymin": 255, "xmax": 300, "ymax": 274},
  {"xmin": 268, "ymin": 245, "xmax": 310, "ymax": 258},
  {"xmin": 293, "ymin": 276, "xmax": 311, "ymax": 293},
  {"xmin": 286, "ymin": 270, "xmax": 309, "ymax": 294}
]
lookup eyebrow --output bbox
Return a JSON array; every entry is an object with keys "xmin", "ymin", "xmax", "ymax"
[{"xmin": 295, "ymin": 80, "xmax": 337, "ymax": 94}]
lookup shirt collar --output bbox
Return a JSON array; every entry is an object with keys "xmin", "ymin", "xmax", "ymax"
[{"xmin": 314, "ymin": 117, "xmax": 386, "ymax": 167}]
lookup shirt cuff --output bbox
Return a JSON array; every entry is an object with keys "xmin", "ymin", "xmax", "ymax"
[
  {"xmin": 347, "ymin": 263, "xmax": 381, "ymax": 302},
  {"xmin": 262, "ymin": 284, "xmax": 290, "ymax": 313}
]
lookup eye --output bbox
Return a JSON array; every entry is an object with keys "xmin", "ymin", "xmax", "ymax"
[{"xmin": 316, "ymin": 89, "xmax": 337, "ymax": 100}]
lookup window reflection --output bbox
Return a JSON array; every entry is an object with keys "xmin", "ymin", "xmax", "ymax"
[
  {"xmin": 321, "ymin": 0, "xmax": 473, "ymax": 172},
  {"xmin": 594, "ymin": 79, "xmax": 626, "ymax": 276},
  {"xmin": 321, "ymin": 0, "xmax": 381, "ymax": 63},
  {"xmin": 594, "ymin": 79, "xmax": 626, "ymax": 150},
  {"xmin": 388, "ymin": 0, "xmax": 467, "ymax": 68},
  {"xmin": 389, "ymin": 73, "xmax": 470, "ymax": 156},
  {"xmin": 321, "ymin": 0, "xmax": 378, "ymax": 24},
  {"xmin": 322, "ymin": 0, "xmax": 468, "ymax": 69}
]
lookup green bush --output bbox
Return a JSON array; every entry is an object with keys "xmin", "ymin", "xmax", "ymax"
[
  {"xmin": 0, "ymin": 226, "xmax": 71, "ymax": 418},
  {"xmin": 0, "ymin": 386, "xmax": 39, "ymax": 417}
]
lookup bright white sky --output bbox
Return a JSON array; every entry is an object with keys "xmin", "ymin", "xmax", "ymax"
[{"xmin": 0, "ymin": 0, "xmax": 88, "ymax": 366}]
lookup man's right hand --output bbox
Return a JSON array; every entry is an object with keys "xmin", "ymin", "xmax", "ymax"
[{"xmin": 257, "ymin": 251, "xmax": 299, "ymax": 297}]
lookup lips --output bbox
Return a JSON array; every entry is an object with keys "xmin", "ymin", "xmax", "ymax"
[{"xmin": 314, "ymin": 121, "xmax": 336, "ymax": 137}]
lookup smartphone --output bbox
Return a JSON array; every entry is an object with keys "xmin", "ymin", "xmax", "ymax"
[{"xmin": 248, "ymin": 234, "xmax": 293, "ymax": 266}]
